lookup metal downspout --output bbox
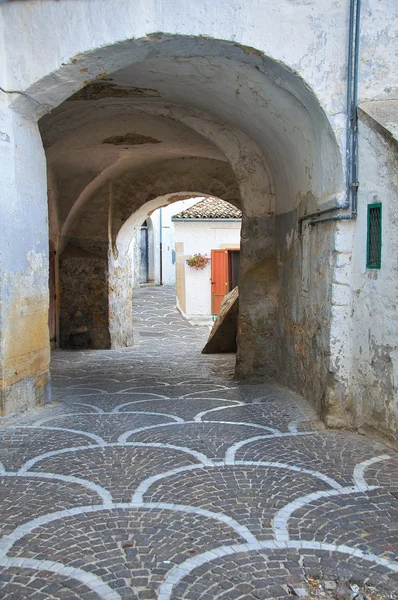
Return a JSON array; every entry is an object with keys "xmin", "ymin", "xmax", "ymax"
[
  {"xmin": 299, "ymin": 0, "xmax": 361, "ymax": 230},
  {"xmin": 350, "ymin": 0, "xmax": 361, "ymax": 218}
]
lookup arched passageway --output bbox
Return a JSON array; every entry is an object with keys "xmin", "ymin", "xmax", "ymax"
[
  {"xmin": 3, "ymin": 34, "xmax": 344, "ymax": 420},
  {"xmin": 39, "ymin": 36, "xmax": 343, "ymax": 417},
  {"xmin": 2, "ymin": 7, "xmax": 398, "ymax": 596}
]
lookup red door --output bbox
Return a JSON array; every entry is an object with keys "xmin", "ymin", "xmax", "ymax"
[{"xmin": 211, "ymin": 250, "xmax": 228, "ymax": 315}]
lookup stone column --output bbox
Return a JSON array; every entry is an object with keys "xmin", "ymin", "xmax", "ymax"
[
  {"xmin": 236, "ymin": 214, "xmax": 279, "ymax": 379},
  {"xmin": 0, "ymin": 101, "xmax": 50, "ymax": 415},
  {"xmin": 107, "ymin": 180, "xmax": 134, "ymax": 349},
  {"xmin": 322, "ymin": 220, "xmax": 355, "ymax": 428},
  {"xmin": 108, "ymin": 240, "xmax": 134, "ymax": 348}
]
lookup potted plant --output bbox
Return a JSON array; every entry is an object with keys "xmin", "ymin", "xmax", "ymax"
[{"xmin": 186, "ymin": 253, "xmax": 211, "ymax": 271}]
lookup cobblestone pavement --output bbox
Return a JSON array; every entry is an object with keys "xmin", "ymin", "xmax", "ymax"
[{"xmin": 1, "ymin": 285, "xmax": 398, "ymax": 599}]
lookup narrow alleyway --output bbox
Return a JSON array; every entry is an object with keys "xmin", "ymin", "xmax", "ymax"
[{"xmin": 1, "ymin": 286, "xmax": 398, "ymax": 599}]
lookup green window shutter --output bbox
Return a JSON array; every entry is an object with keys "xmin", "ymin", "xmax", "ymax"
[{"xmin": 366, "ymin": 203, "xmax": 382, "ymax": 269}]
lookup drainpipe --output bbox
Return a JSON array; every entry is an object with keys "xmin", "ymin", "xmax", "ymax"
[
  {"xmin": 299, "ymin": 0, "xmax": 361, "ymax": 231},
  {"xmin": 159, "ymin": 207, "xmax": 163, "ymax": 286}
]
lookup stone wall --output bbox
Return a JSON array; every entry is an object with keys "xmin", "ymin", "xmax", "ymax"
[
  {"xmin": 236, "ymin": 215, "xmax": 279, "ymax": 380},
  {"xmin": 275, "ymin": 210, "xmax": 334, "ymax": 413},
  {"xmin": 59, "ymin": 244, "xmax": 110, "ymax": 350}
]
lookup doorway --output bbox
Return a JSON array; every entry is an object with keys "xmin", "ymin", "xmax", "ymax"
[
  {"xmin": 48, "ymin": 241, "xmax": 57, "ymax": 349},
  {"xmin": 228, "ymin": 250, "xmax": 240, "ymax": 292},
  {"xmin": 139, "ymin": 221, "xmax": 149, "ymax": 284},
  {"xmin": 211, "ymin": 249, "xmax": 240, "ymax": 315}
]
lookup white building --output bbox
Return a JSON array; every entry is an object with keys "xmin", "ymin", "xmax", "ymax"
[
  {"xmin": 137, "ymin": 198, "xmax": 201, "ymax": 287},
  {"xmin": 172, "ymin": 197, "xmax": 241, "ymax": 324}
]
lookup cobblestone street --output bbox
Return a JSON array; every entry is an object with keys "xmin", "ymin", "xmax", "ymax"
[{"xmin": 1, "ymin": 286, "xmax": 398, "ymax": 599}]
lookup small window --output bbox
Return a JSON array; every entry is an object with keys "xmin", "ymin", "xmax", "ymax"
[{"xmin": 366, "ymin": 203, "xmax": 382, "ymax": 269}]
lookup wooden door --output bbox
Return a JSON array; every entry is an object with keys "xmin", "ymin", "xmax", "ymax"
[
  {"xmin": 48, "ymin": 242, "xmax": 57, "ymax": 347},
  {"xmin": 211, "ymin": 249, "xmax": 228, "ymax": 315}
]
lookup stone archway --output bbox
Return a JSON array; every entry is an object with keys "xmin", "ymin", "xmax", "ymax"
[{"xmin": 1, "ymin": 33, "xmax": 344, "ymax": 420}]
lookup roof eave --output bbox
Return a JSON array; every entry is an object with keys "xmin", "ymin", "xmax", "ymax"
[{"xmin": 171, "ymin": 217, "xmax": 242, "ymax": 222}]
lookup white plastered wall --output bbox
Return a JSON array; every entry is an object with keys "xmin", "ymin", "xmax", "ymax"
[
  {"xmin": 348, "ymin": 116, "xmax": 398, "ymax": 444},
  {"xmin": 1, "ymin": 0, "xmax": 396, "ymax": 142},
  {"xmin": 146, "ymin": 199, "xmax": 204, "ymax": 287},
  {"xmin": 0, "ymin": 0, "xmax": 395, "ymax": 433},
  {"xmin": 174, "ymin": 220, "xmax": 241, "ymax": 323}
]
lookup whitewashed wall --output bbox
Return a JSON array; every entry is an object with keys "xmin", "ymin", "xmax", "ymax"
[
  {"xmin": 174, "ymin": 220, "xmax": 241, "ymax": 323},
  {"xmin": 138, "ymin": 198, "xmax": 202, "ymax": 286},
  {"xmin": 156, "ymin": 199, "xmax": 201, "ymax": 286},
  {"xmin": 1, "ymin": 0, "xmax": 396, "ymax": 136},
  {"xmin": 0, "ymin": 0, "xmax": 397, "ymax": 442},
  {"xmin": 348, "ymin": 113, "xmax": 398, "ymax": 444}
]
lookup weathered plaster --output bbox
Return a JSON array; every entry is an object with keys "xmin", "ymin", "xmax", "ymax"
[
  {"xmin": 348, "ymin": 109, "xmax": 398, "ymax": 446},
  {"xmin": 236, "ymin": 215, "xmax": 279, "ymax": 379},
  {"xmin": 2, "ymin": 0, "xmax": 395, "ymax": 132},
  {"xmin": 0, "ymin": 1, "xmax": 395, "ymax": 442},
  {"xmin": 0, "ymin": 104, "xmax": 50, "ymax": 415},
  {"xmin": 322, "ymin": 221, "xmax": 355, "ymax": 429}
]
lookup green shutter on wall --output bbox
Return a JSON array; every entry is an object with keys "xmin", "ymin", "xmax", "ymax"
[{"xmin": 366, "ymin": 203, "xmax": 382, "ymax": 269}]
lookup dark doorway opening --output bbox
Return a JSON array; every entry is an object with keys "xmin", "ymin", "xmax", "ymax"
[
  {"xmin": 228, "ymin": 250, "xmax": 240, "ymax": 292},
  {"xmin": 49, "ymin": 241, "xmax": 57, "ymax": 349},
  {"xmin": 140, "ymin": 221, "xmax": 149, "ymax": 284}
]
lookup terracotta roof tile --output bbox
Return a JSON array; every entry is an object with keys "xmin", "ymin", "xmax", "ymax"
[{"xmin": 172, "ymin": 197, "xmax": 242, "ymax": 220}]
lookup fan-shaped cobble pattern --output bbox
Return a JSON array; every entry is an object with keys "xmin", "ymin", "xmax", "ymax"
[
  {"xmin": 114, "ymin": 397, "xmax": 245, "ymax": 422},
  {"xmin": 0, "ymin": 478, "xmax": 99, "ymax": 536},
  {"xmin": 173, "ymin": 548, "xmax": 398, "ymax": 599},
  {"xmin": 0, "ymin": 428, "xmax": 97, "ymax": 472},
  {"xmin": 32, "ymin": 446, "xmax": 200, "ymax": 503},
  {"xmin": 30, "ymin": 413, "xmax": 182, "ymax": 443},
  {"xmin": 364, "ymin": 456, "xmax": 398, "ymax": 490},
  {"xmin": 9, "ymin": 508, "xmax": 242, "ymax": 599},
  {"xmin": 1, "ymin": 286, "xmax": 398, "ymax": 599},
  {"xmin": 144, "ymin": 465, "xmax": 331, "ymax": 541},
  {"xmin": 203, "ymin": 403, "xmax": 308, "ymax": 431},
  {"xmin": 0, "ymin": 568, "xmax": 100, "ymax": 600},
  {"xmin": 129, "ymin": 421, "xmax": 286, "ymax": 461},
  {"xmin": 289, "ymin": 488, "xmax": 398, "ymax": 558},
  {"xmin": 234, "ymin": 431, "xmax": 394, "ymax": 487}
]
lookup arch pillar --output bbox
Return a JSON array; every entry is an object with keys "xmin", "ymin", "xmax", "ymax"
[
  {"xmin": 236, "ymin": 214, "xmax": 279, "ymax": 379},
  {"xmin": 0, "ymin": 101, "xmax": 50, "ymax": 415},
  {"xmin": 108, "ymin": 240, "xmax": 134, "ymax": 349}
]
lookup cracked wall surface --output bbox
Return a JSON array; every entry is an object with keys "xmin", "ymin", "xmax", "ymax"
[
  {"xmin": 0, "ymin": 0, "xmax": 396, "ymax": 445},
  {"xmin": 0, "ymin": 103, "xmax": 50, "ymax": 416},
  {"xmin": 347, "ymin": 108, "xmax": 398, "ymax": 445}
]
